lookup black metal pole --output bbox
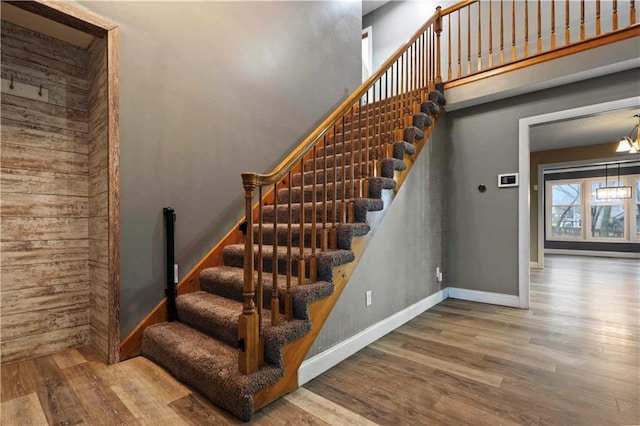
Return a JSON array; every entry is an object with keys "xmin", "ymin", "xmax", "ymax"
[{"xmin": 163, "ymin": 207, "xmax": 177, "ymax": 321}]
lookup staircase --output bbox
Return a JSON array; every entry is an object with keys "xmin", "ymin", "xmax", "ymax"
[
  {"xmin": 141, "ymin": 91, "xmax": 446, "ymax": 420},
  {"xmin": 131, "ymin": 0, "xmax": 639, "ymax": 421}
]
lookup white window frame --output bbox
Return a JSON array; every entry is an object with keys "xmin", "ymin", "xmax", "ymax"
[
  {"xmin": 546, "ymin": 179, "xmax": 584, "ymax": 241},
  {"xmin": 585, "ymin": 177, "xmax": 629, "ymax": 242},
  {"xmin": 545, "ymin": 174, "xmax": 640, "ymax": 244}
]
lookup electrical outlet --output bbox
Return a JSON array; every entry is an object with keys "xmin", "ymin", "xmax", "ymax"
[
  {"xmin": 365, "ymin": 290, "xmax": 372, "ymax": 306},
  {"xmin": 436, "ymin": 267, "xmax": 443, "ymax": 283}
]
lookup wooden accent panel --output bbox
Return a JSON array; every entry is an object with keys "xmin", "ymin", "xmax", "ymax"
[
  {"xmin": 106, "ymin": 27, "xmax": 121, "ymax": 365},
  {"xmin": 87, "ymin": 34, "xmax": 110, "ymax": 361},
  {"xmin": 0, "ymin": 20, "xmax": 90, "ymax": 364}
]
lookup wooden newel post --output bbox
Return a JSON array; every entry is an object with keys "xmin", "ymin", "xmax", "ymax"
[
  {"xmin": 435, "ymin": 6, "xmax": 443, "ymax": 86},
  {"xmin": 239, "ymin": 175, "xmax": 260, "ymax": 375}
]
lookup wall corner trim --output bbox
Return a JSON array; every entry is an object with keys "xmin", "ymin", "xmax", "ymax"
[
  {"xmin": 298, "ymin": 289, "xmax": 448, "ymax": 386},
  {"xmin": 447, "ymin": 287, "xmax": 521, "ymax": 308}
]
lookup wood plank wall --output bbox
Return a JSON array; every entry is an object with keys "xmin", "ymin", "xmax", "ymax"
[
  {"xmin": 87, "ymin": 37, "xmax": 110, "ymax": 358},
  {"xmin": 0, "ymin": 20, "xmax": 94, "ymax": 363}
]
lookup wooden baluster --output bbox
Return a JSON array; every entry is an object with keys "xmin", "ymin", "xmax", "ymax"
[
  {"xmin": 565, "ymin": 0, "xmax": 570, "ymax": 45},
  {"xmin": 434, "ymin": 6, "xmax": 442, "ymax": 83},
  {"xmin": 376, "ymin": 79, "xmax": 382, "ymax": 178},
  {"xmin": 489, "ymin": 0, "xmax": 493, "ymax": 68},
  {"xmin": 595, "ymin": 0, "xmax": 601, "ymax": 35},
  {"xmin": 341, "ymin": 116, "xmax": 348, "ymax": 220},
  {"xmin": 298, "ymin": 158, "xmax": 305, "ymax": 289},
  {"xmin": 580, "ymin": 0, "xmax": 585, "ymax": 41},
  {"xmin": 363, "ymin": 90, "xmax": 370, "ymax": 200},
  {"xmin": 457, "ymin": 10, "xmax": 462, "ymax": 77},
  {"xmin": 500, "ymin": 0, "xmax": 505, "ymax": 64},
  {"xmin": 310, "ymin": 147, "xmax": 317, "ymax": 282},
  {"xmin": 512, "ymin": 0, "xmax": 516, "ymax": 60},
  {"xmin": 415, "ymin": 35, "xmax": 422, "ymax": 98},
  {"xmin": 416, "ymin": 41, "xmax": 419, "ymax": 95},
  {"xmin": 632, "ymin": 0, "xmax": 636, "ymax": 25},
  {"xmin": 271, "ymin": 182, "xmax": 280, "ymax": 325},
  {"xmin": 257, "ymin": 186, "xmax": 263, "ymax": 349},
  {"xmin": 349, "ymin": 107, "xmax": 355, "ymax": 223},
  {"xmin": 239, "ymin": 181, "xmax": 259, "ymax": 375},
  {"xmin": 385, "ymin": 70, "xmax": 391, "ymax": 159},
  {"xmin": 524, "ymin": 0, "xmax": 529, "ymax": 57},
  {"xmin": 612, "ymin": 0, "xmax": 618, "ymax": 30},
  {"xmin": 331, "ymin": 123, "xmax": 338, "ymax": 249},
  {"xmin": 321, "ymin": 134, "xmax": 328, "ymax": 251},
  {"xmin": 395, "ymin": 60, "xmax": 400, "ymax": 141},
  {"xmin": 286, "ymin": 170, "xmax": 293, "ymax": 320},
  {"xmin": 537, "ymin": 0, "xmax": 542, "ymax": 53},
  {"xmin": 467, "ymin": 5, "xmax": 472, "ymax": 74},
  {"xmin": 431, "ymin": 26, "xmax": 435, "ymax": 87},
  {"xmin": 478, "ymin": 1, "xmax": 482, "ymax": 71},
  {"xmin": 447, "ymin": 14, "xmax": 452, "ymax": 80}
]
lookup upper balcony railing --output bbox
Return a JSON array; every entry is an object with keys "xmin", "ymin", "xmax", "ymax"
[
  {"xmin": 441, "ymin": 0, "xmax": 637, "ymax": 85},
  {"xmin": 237, "ymin": 0, "xmax": 639, "ymax": 374}
]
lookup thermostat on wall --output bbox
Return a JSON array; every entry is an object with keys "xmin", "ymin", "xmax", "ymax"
[{"xmin": 498, "ymin": 173, "xmax": 519, "ymax": 188}]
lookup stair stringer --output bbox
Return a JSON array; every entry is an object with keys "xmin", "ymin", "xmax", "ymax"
[{"xmin": 253, "ymin": 111, "xmax": 442, "ymax": 411}]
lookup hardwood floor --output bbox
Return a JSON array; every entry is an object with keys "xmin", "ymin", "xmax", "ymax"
[{"xmin": 2, "ymin": 255, "xmax": 638, "ymax": 425}]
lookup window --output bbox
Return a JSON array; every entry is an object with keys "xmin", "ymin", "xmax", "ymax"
[
  {"xmin": 635, "ymin": 179, "xmax": 640, "ymax": 235},
  {"xmin": 545, "ymin": 173, "xmax": 640, "ymax": 243},
  {"xmin": 590, "ymin": 181, "xmax": 625, "ymax": 239},
  {"xmin": 548, "ymin": 182, "xmax": 582, "ymax": 239}
]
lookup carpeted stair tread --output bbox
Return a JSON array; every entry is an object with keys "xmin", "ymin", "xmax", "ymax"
[
  {"xmin": 277, "ymin": 178, "xmax": 396, "ymax": 204},
  {"xmin": 177, "ymin": 291, "xmax": 312, "ymax": 367},
  {"xmin": 199, "ymin": 266, "xmax": 334, "ymax": 321},
  {"xmin": 252, "ymin": 222, "xmax": 370, "ymax": 250},
  {"xmin": 421, "ymin": 100, "xmax": 440, "ymax": 116},
  {"xmin": 393, "ymin": 141, "xmax": 416, "ymax": 159},
  {"xmin": 305, "ymin": 146, "xmax": 385, "ymax": 170},
  {"xmin": 413, "ymin": 112, "xmax": 432, "ymax": 131},
  {"xmin": 223, "ymin": 244, "xmax": 355, "ymax": 282},
  {"xmin": 142, "ymin": 321, "xmax": 281, "ymax": 421},
  {"xmin": 262, "ymin": 197, "xmax": 384, "ymax": 224},
  {"xmin": 293, "ymin": 161, "xmax": 368, "ymax": 186},
  {"xmin": 177, "ymin": 291, "xmax": 246, "ymax": 346},
  {"xmin": 404, "ymin": 126, "xmax": 423, "ymax": 142}
]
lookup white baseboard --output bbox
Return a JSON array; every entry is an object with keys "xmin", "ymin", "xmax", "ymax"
[
  {"xmin": 297, "ymin": 288, "xmax": 447, "ymax": 386},
  {"xmin": 447, "ymin": 287, "xmax": 520, "ymax": 308},
  {"xmin": 544, "ymin": 249, "xmax": 640, "ymax": 259},
  {"xmin": 529, "ymin": 261, "xmax": 539, "ymax": 269}
]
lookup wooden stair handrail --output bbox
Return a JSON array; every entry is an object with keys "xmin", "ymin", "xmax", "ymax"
[{"xmin": 240, "ymin": 11, "xmax": 440, "ymax": 187}]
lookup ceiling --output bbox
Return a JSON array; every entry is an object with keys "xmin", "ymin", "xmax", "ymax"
[
  {"xmin": 529, "ymin": 107, "xmax": 639, "ymax": 152},
  {"xmin": 362, "ymin": 1, "xmax": 391, "ymax": 16}
]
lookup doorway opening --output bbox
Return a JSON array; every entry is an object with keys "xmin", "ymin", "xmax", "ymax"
[{"xmin": 519, "ymin": 96, "xmax": 639, "ymax": 308}]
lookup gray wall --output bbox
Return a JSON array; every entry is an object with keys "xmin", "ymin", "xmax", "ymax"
[
  {"xmin": 76, "ymin": 1, "xmax": 362, "ymax": 338},
  {"xmin": 363, "ymin": 0, "xmax": 454, "ymax": 72},
  {"xmin": 309, "ymin": 118, "xmax": 449, "ymax": 357},
  {"xmin": 446, "ymin": 68, "xmax": 640, "ymax": 295}
]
